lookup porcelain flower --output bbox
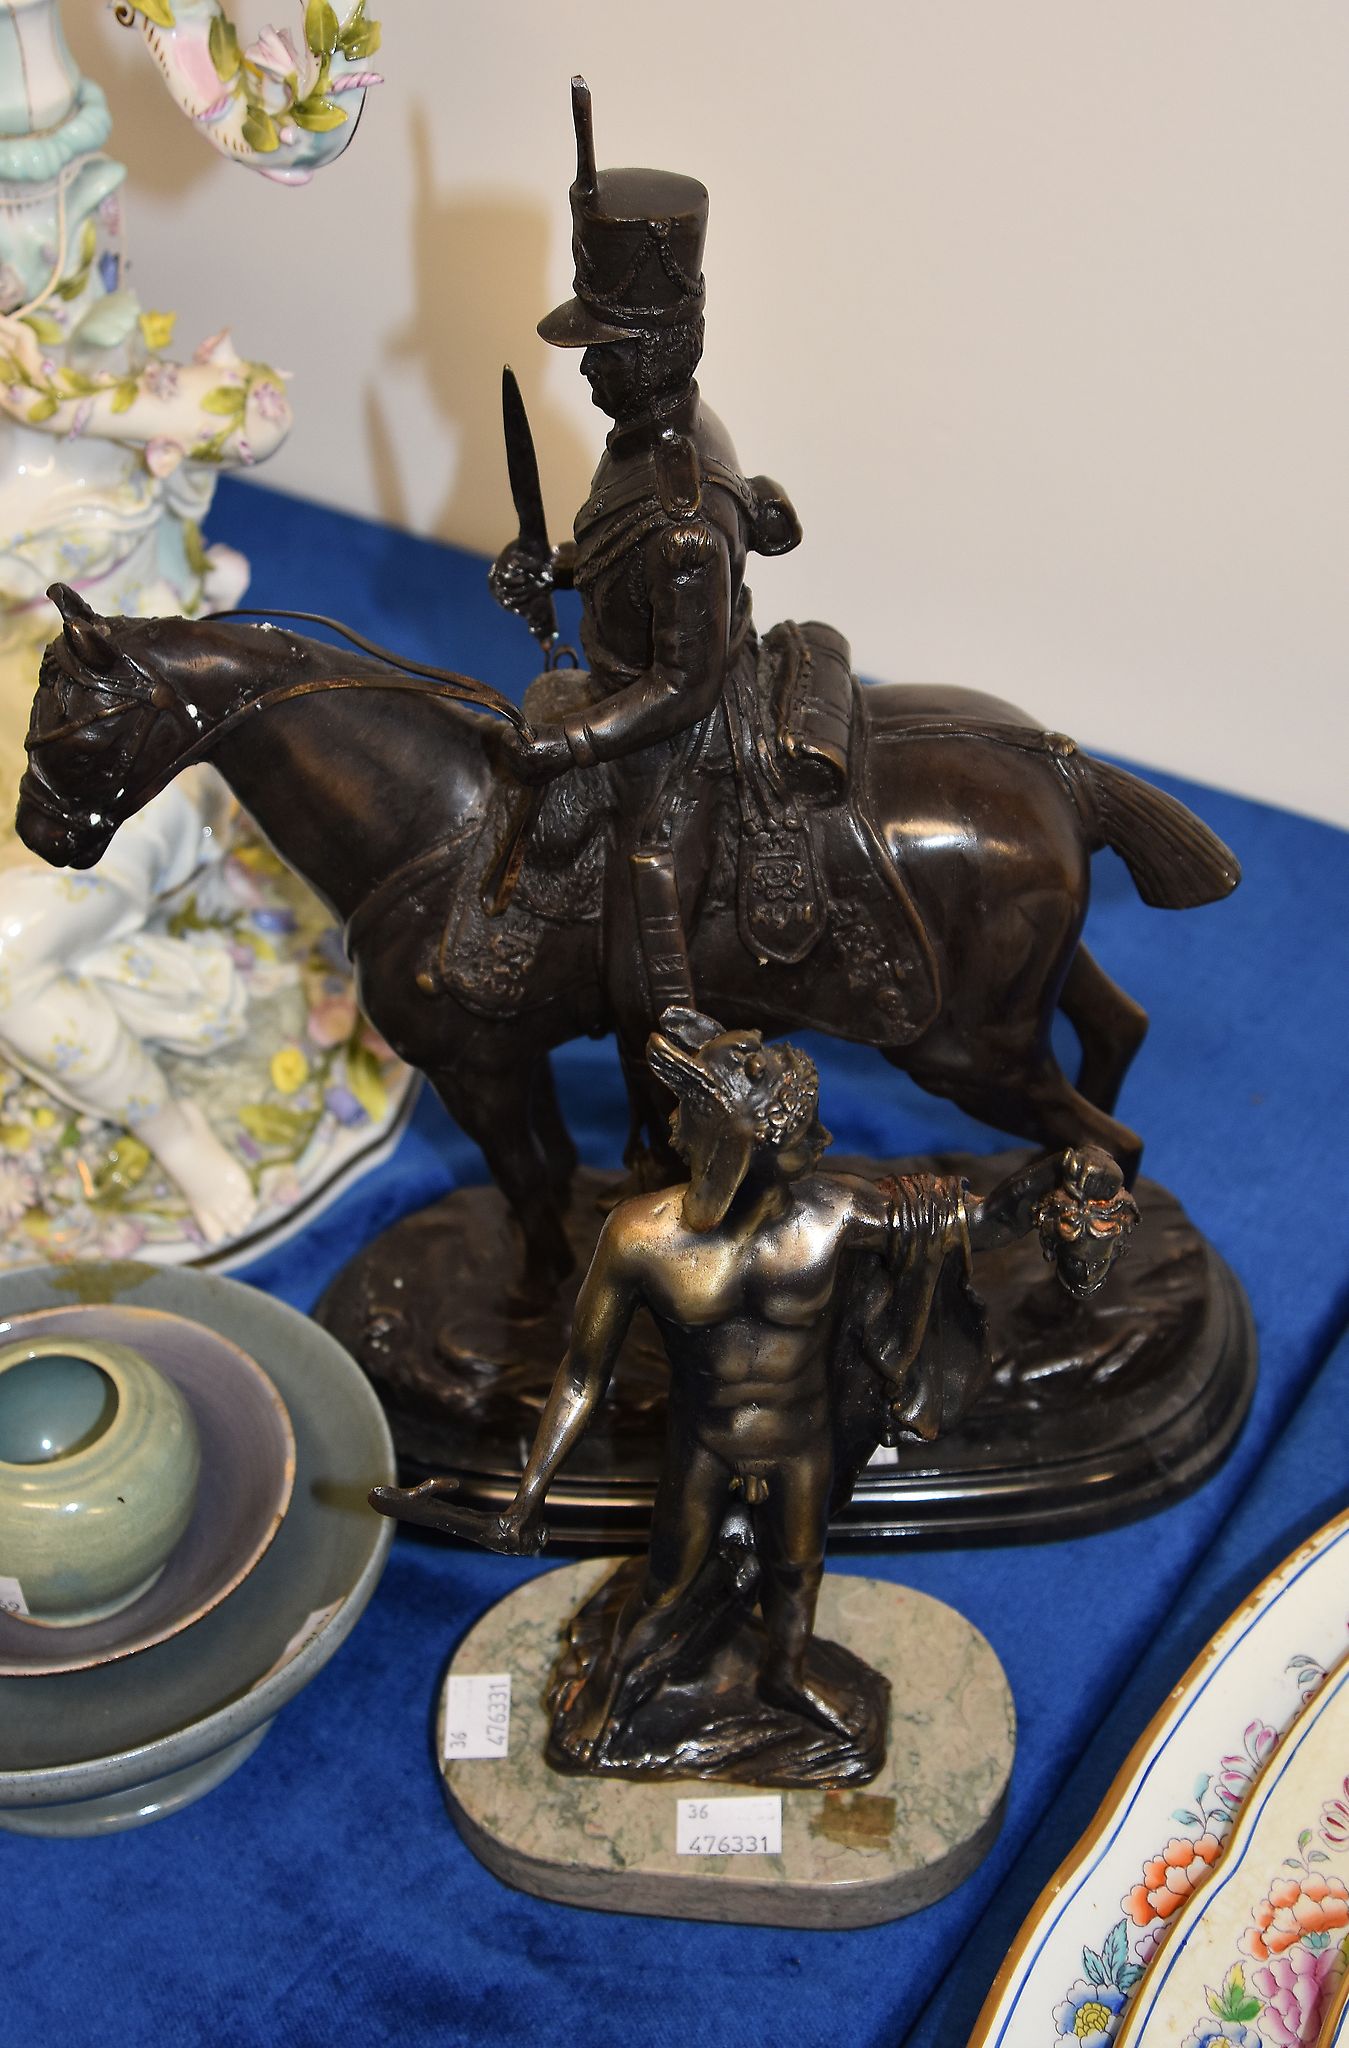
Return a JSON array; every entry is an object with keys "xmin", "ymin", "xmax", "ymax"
[
  {"xmin": 307, "ymin": 991, "xmax": 357, "ymax": 1049},
  {"xmin": 144, "ymin": 437, "xmax": 185, "ymax": 479},
  {"xmin": 142, "ymin": 359, "xmax": 181, "ymax": 401},
  {"xmin": 244, "ymin": 26, "xmax": 302, "ymax": 80},
  {"xmin": 270, "ymin": 1046, "xmax": 309, "ymax": 1095},
  {"xmin": 193, "ymin": 328, "xmax": 246, "ymax": 373},
  {"xmin": 1124, "ymin": 1835, "xmax": 1224, "ymax": 1926},
  {"xmin": 324, "ymin": 1084, "xmax": 366, "ymax": 1128},
  {"xmin": 0, "ymin": 1156, "xmax": 37, "ymax": 1227},
  {"xmin": 1053, "ymin": 1978, "xmax": 1126, "ymax": 2045},
  {"xmin": 93, "ymin": 1216, "xmax": 149, "ymax": 1259},
  {"xmin": 1243, "ymin": 1874, "xmax": 1349, "ymax": 1960},
  {"xmin": 247, "ymin": 376, "xmax": 289, "ymax": 425},
  {"xmin": 138, "ymin": 309, "xmax": 177, "ymax": 352}
]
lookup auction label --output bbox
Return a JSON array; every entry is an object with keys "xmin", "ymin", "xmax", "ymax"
[
  {"xmin": 443, "ymin": 1673, "xmax": 512, "ymax": 1760},
  {"xmin": 0, "ymin": 1575, "xmax": 27, "ymax": 1616},
  {"xmin": 676, "ymin": 1795, "xmax": 782, "ymax": 1857}
]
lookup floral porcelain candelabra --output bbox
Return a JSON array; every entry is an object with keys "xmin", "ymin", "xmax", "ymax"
[
  {"xmin": 121, "ymin": 0, "xmax": 382, "ymax": 185},
  {"xmin": 0, "ymin": 0, "xmax": 403, "ymax": 1266}
]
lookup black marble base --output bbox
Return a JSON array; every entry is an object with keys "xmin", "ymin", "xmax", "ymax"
[{"xmin": 317, "ymin": 1152, "xmax": 1256, "ymax": 1545}]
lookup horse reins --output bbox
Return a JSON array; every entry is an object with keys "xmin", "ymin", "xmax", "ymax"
[{"xmin": 25, "ymin": 606, "xmax": 538, "ymax": 828}]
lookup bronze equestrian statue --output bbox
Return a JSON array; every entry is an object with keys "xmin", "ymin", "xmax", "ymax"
[
  {"xmin": 372, "ymin": 1008, "xmax": 1137, "ymax": 1783},
  {"xmin": 13, "ymin": 80, "xmax": 1238, "ymax": 1304}
]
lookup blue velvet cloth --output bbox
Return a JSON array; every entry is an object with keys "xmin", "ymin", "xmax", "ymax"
[{"xmin": 5, "ymin": 478, "xmax": 1347, "ymax": 2048}]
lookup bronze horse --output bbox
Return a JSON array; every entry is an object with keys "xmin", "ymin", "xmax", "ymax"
[{"xmin": 16, "ymin": 583, "xmax": 1238, "ymax": 1296}]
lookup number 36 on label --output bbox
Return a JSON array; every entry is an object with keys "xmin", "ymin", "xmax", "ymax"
[
  {"xmin": 675, "ymin": 1794, "xmax": 782, "ymax": 1857},
  {"xmin": 442, "ymin": 1673, "xmax": 511, "ymax": 1761}
]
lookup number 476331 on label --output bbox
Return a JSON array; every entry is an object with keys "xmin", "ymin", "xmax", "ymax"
[
  {"xmin": 442, "ymin": 1673, "xmax": 511, "ymax": 1761},
  {"xmin": 675, "ymin": 1794, "xmax": 782, "ymax": 1857}
]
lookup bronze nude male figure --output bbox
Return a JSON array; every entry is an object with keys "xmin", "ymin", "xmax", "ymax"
[{"xmin": 373, "ymin": 1009, "xmax": 1137, "ymax": 1785}]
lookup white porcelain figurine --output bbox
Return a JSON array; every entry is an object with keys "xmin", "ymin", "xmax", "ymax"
[{"xmin": 0, "ymin": 0, "xmax": 403, "ymax": 1266}]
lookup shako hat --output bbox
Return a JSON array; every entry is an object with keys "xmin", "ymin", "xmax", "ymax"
[{"xmin": 538, "ymin": 78, "xmax": 708, "ymax": 349}]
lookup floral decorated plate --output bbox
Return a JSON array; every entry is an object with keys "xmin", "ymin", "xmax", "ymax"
[
  {"xmin": 1114, "ymin": 1661, "xmax": 1349, "ymax": 2047},
  {"xmin": 969, "ymin": 1507, "xmax": 1349, "ymax": 2048},
  {"xmin": 0, "ymin": 831, "xmax": 414, "ymax": 1273}
]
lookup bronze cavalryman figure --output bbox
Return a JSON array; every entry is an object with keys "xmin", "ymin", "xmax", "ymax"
[
  {"xmin": 478, "ymin": 78, "xmax": 1238, "ymax": 1205},
  {"xmin": 487, "ymin": 78, "xmax": 882, "ymax": 1172},
  {"xmin": 16, "ymin": 78, "xmax": 1247, "ymax": 1546}
]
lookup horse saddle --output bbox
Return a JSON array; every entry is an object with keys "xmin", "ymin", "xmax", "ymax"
[{"xmin": 726, "ymin": 623, "xmax": 940, "ymax": 1044}]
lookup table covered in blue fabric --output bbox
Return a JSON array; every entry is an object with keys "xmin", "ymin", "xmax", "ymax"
[{"xmin": 5, "ymin": 478, "xmax": 1346, "ymax": 2048}]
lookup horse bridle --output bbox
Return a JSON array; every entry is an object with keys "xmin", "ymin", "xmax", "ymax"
[{"xmin": 22, "ymin": 607, "xmax": 537, "ymax": 834}]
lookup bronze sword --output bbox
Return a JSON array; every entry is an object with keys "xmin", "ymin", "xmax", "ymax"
[
  {"xmin": 479, "ymin": 365, "xmax": 564, "ymax": 916},
  {"xmin": 500, "ymin": 364, "xmax": 559, "ymax": 657}
]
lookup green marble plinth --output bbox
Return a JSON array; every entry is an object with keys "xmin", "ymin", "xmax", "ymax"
[{"xmin": 438, "ymin": 1559, "xmax": 1015, "ymax": 1928}]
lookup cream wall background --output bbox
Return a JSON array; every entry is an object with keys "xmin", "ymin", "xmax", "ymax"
[{"xmin": 70, "ymin": 1, "xmax": 1347, "ymax": 824}]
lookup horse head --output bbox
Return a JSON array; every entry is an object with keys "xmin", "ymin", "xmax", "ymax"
[{"xmin": 17, "ymin": 585, "xmax": 214, "ymax": 868}]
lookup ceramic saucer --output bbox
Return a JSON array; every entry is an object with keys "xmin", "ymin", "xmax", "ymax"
[
  {"xmin": 0, "ymin": 1303, "xmax": 295, "ymax": 1676},
  {"xmin": 0, "ymin": 1262, "xmax": 394, "ymax": 1835}
]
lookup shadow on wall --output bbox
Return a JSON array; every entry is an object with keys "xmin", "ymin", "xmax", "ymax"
[
  {"xmin": 368, "ymin": 104, "xmax": 593, "ymax": 555},
  {"xmin": 64, "ymin": 8, "xmax": 215, "ymax": 206}
]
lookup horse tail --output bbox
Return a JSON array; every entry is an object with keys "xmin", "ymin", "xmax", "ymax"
[{"xmin": 1071, "ymin": 752, "xmax": 1241, "ymax": 908}]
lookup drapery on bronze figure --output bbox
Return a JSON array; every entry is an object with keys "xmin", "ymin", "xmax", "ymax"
[{"xmin": 371, "ymin": 1009, "xmax": 1137, "ymax": 1784}]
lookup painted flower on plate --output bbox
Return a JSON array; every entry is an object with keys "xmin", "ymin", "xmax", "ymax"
[
  {"xmin": 1250, "ymin": 1940, "xmax": 1346, "ymax": 2047},
  {"xmin": 1053, "ymin": 1979, "xmax": 1127, "ymax": 2045},
  {"xmin": 1183, "ymin": 2023, "xmax": 1261, "ymax": 2048},
  {"xmin": 1320, "ymin": 1779, "xmax": 1349, "ymax": 1852},
  {"xmin": 1215, "ymin": 1722, "xmax": 1280, "ymax": 1816},
  {"xmin": 1125, "ymin": 1834, "xmax": 1225, "ymax": 1925},
  {"xmin": 1243, "ymin": 1874, "xmax": 1349, "ymax": 1959}
]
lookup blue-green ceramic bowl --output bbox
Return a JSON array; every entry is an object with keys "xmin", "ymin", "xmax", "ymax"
[{"xmin": 0, "ymin": 1264, "xmax": 394, "ymax": 1835}]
